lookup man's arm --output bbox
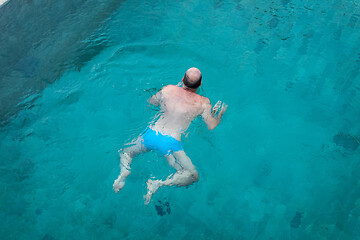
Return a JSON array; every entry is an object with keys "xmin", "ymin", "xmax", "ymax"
[
  {"xmin": 201, "ymin": 99, "xmax": 228, "ymax": 130},
  {"xmin": 148, "ymin": 88, "xmax": 164, "ymax": 106}
]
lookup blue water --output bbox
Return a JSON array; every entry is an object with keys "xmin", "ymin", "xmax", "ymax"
[{"xmin": 1, "ymin": 0, "xmax": 360, "ymax": 239}]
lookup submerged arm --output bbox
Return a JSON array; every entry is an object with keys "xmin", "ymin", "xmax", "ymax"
[
  {"xmin": 201, "ymin": 99, "xmax": 228, "ymax": 130},
  {"xmin": 148, "ymin": 89, "xmax": 163, "ymax": 106}
]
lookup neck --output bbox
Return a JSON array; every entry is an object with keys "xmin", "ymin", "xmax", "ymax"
[{"xmin": 182, "ymin": 86, "xmax": 197, "ymax": 93}]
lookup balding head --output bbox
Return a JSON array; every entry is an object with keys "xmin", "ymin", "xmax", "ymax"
[{"xmin": 183, "ymin": 67, "xmax": 202, "ymax": 89}]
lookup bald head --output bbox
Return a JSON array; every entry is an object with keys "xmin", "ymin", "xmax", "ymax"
[{"xmin": 183, "ymin": 67, "xmax": 202, "ymax": 89}]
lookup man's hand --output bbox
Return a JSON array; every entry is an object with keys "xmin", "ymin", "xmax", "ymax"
[
  {"xmin": 212, "ymin": 101, "xmax": 228, "ymax": 118},
  {"xmin": 202, "ymin": 99, "xmax": 228, "ymax": 130}
]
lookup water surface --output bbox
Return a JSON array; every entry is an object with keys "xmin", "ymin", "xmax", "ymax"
[{"xmin": 1, "ymin": 0, "xmax": 360, "ymax": 239}]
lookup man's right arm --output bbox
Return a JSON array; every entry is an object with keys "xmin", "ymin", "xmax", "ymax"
[
  {"xmin": 201, "ymin": 98, "xmax": 228, "ymax": 130},
  {"xmin": 148, "ymin": 90, "xmax": 162, "ymax": 106},
  {"xmin": 148, "ymin": 85, "xmax": 170, "ymax": 106}
]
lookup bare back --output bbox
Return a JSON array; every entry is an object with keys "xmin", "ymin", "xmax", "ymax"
[{"xmin": 150, "ymin": 85, "xmax": 207, "ymax": 140}]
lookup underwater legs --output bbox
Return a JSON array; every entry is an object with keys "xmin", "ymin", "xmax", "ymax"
[
  {"xmin": 113, "ymin": 137, "xmax": 147, "ymax": 193},
  {"xmin": 144, "ymin": 151, "xmax": 199, "ymax": 205}
]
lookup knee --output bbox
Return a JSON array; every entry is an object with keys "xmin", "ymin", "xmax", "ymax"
[{"xmin": 123, "ymin": 149, "xmax": 134, "ymax": 159}]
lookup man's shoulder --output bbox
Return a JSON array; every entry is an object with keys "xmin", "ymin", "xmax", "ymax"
[
  {"xmin": 167, "ymin": 84, "xmax": 179, "ymax": 88},
  {"xmin": 201, "ymin": 96, "xmax": 210, "ymax": 104},
  {"xmin": 190, "ymin": 92, "xmax": 209, "ymax": 105},
  {"xmin": 162, "ymin": 84, "xmax": 178, "ymax": 91}
]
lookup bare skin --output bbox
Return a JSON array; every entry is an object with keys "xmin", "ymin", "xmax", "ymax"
[{"xmin": 113, "ymin": 68, "xmax": 227, "ymax": 204}]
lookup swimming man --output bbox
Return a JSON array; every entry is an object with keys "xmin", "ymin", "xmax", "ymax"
[{"xmin": 113, "ymin": 67, "xmax": 228, "ymax": 204}]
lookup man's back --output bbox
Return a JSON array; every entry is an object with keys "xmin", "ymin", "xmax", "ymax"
[{"xmin": 151, "ymin": 85, "xmax": 207, "ymax": 140}]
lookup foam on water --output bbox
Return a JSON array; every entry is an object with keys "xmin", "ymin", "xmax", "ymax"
[{"xmin": 1, "ymin": 0, "xmax": 360, "ymax": 239}]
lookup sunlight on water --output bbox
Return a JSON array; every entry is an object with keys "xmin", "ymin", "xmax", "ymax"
[{"xmin": 1, "ymin": 0, "xmax": 360, "ymax": 239}]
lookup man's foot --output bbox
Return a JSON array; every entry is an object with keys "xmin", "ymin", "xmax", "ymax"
[
  {"xmin": 144, "ymin": 179, "xmax": 161, "ymax": 205},
  {"xmin": 113, "ymin": 151, "xmax": 132, "ymax": 193},
  {"xmin": 113, "ymin": 177, "xmax": 125, "ymax": 193}
]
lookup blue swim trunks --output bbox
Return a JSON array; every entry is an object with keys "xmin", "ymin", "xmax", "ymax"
[{"xmin": 141, "ymin": 128, "xmax": 183, "ymax": 155}]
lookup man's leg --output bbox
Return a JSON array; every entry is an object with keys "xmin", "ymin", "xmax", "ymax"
[
  {"xmin": 144, "ymin": 150, "xmax": 199, "ymax": 204},
  {"xmin": 113, "ymin": 137, "xmax": 147, "ymax": 193}
]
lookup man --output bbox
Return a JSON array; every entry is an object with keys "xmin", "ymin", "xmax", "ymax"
[{"xmin": 113, "ymin": 67, "xmax": 227, "ymax": 204}]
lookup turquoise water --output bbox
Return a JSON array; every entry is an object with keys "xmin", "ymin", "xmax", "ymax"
[{"xmin": 1, "ymin": 0, "xmax": 360, "ymax": 239}]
